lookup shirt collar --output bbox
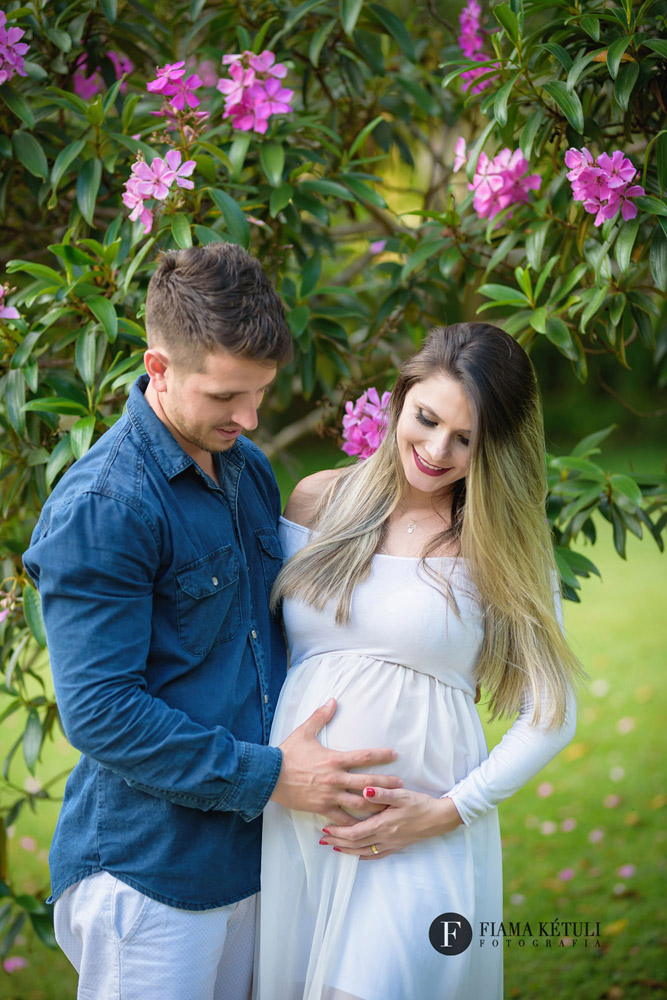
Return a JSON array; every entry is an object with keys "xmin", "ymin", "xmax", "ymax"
[{"xmin": 126, "ymin": 375, "xmax": 246, "ymax": 482}]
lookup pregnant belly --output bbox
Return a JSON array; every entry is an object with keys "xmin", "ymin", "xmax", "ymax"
[{"xmin": 272, "ymin": 652, "xmax": 477, "ymax": 806}]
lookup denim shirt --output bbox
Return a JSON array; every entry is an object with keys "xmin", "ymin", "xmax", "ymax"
[{"xmin": 23, "ymin": 375, "xmax": 286, "ymax": 910}]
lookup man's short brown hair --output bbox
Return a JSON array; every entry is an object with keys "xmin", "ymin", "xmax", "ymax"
[{"xmin": 145, "ymin": 243, "xmax": 293, "ymax": 370}]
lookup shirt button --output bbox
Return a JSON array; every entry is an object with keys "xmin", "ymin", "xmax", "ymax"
[
  {"xmin": 251, "ymin": 629, "xmax": 257, "ymax": 639},
  {"xmin": 264, "ymin": 695, "xmax": 269, "ymax": 704},
  {"xmin": 212, "ymin": 576, "xmax": 219, "ymax": 586}
]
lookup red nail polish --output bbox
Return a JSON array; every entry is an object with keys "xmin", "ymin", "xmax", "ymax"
[
  {"xmin": 364, "ymin": 787, "xmax": 376, "ymax": 797},
  {"xmin": 322, "ymin": 828, "xmax": 331, "ymax": 835},
  {"xmin": 333, "ymin": 847, "xmax": 341, "ymax": 852},
  {"xmin": 319, "ymin": 839, "xmax": 328, "ymax": 845}
]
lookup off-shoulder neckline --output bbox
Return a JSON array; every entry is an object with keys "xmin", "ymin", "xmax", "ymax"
[{"xmin": 278, "ymin": 515, "xmax": 459, "ymax": 561}]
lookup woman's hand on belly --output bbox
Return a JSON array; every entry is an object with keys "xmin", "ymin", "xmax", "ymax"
[{"xmin": 319, "ymin": 788, "xmax": 464, "ymax": 859}]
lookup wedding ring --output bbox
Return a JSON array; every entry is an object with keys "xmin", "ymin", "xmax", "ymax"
[{"xmin": 370, "ymin": 844, "xmax": 379, "ymax": 854}]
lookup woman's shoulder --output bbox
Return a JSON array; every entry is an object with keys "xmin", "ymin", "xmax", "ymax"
[{"xmin": 283, "ymin": 468, "xmax": 344, "ymax": 528}]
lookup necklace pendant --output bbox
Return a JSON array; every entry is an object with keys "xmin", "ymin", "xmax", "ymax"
[{"xmin": 407, "ymin": 521, "xmax": 416, "ymax": 534}]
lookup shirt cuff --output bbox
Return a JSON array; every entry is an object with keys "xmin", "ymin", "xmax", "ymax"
[{"xmin": 214, "ymin": 743, "xmax": 283, "ymax": 822}]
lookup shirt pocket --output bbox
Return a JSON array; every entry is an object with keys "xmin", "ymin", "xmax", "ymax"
[
  {"xmin": 175, "ymin": 546, "xmax": 241, "ymax": 656},
  {"xmin": 255, "ymin": 528, "xmax": 283, "ymax": 621}
]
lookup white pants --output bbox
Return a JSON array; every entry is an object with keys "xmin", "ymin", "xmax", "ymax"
[{"xmin": 54, "ymin": 871, "xmax": 256, "ymax": 1000}]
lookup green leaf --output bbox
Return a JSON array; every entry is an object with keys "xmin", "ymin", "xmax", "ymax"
[
  {"xmin": 171, "ymin": 213, "xmax": 193, "ymax": 249},
  {"xmin": 649, "ymin": 225, "xmax": 667, "ymax": 291},
  {"xmin": 86, "ymin": 296, "xmax": 118, "ymax": 342},
  {"xmin": 571, "ymin": 424, "xmax": 616, "ymax": 458},
  {"xmin": 228, "ymin": 133, "xmax": 251, "ymax": 181},
  {"xmin": 543, "ymin": 81, "xmax": 584, "ymax": 133},
  {"xmin": 477, "ymin": 283, "xmax": 530, "ymax": 303},
  {"xmin": 519, "ymin": 109, "xmax": 545, "ymax": 160},
  {"xmin": 23, "ymin": 584, "xmax": 46, "ymax": 648},
  {"xmin": 348, "ymin": 115, "xmax": 385, "ymax": 159},
  {"xmin": 29, "ymin": 912, "xmax": 57, "ymax": 949},
  {"xmin": 580, "ymin": 284, "xmax": 608, "ymax": 331},
  {"xmin": 209, "ymin": 189, "xmax": 250, "ymax": 247},
  {"xmin": 529, "ymin": 306, "xmax": 547, "ymax": 333},
  {"xmin": 551, "ymin": 456, "xmax": 607, "ymax": 481},
  {"xmin": 635, "ymin": 195, "xmax": 667, "ymax": 217},
  {"xmin": 644, "ymin": 38, "xmax": 667, "ymax": 58},
  {"xmin": 5, "ymin": 368, "xmax": 26, "ymax": 435},
  {"xmin": 45, "ymin": 26, "xmax": 72, "ymax": 51},
  {"xmin": 613, "ymin": 61, "xmax": 639, "ymax": 111},
  {"xmin": 6, "ymin": 259, "xmax": 65, "ymax": 284},
  {"xmin": 614, "ymin": 217, "xmax": 640, "ymax": 272},
  {"xmin": 100, "ymin": 0, "xmax": 118, "ymax": 22},
  {"xmin": 610, "ymin": 473, "xmax": 642, "ymax": 506},
  {"xmin": 493, "ymin": 2, "xmax": 520, "ymax": 45},
  {"xmin": 493, "ymin": 74, "xmax": 520, "ymax": 127},
  {"xmin": 340, "ymin": 0, "xmax": 364, "ymax": 35},
  {"xmin": 309, "ymin": 17, "xmax": 337, "ymax": 66},
  {"xmin": 401, "ymin": 238, "xmax": 450, "ymax": 280},
  {"xmin": 0, "ymin": 83, "xmax": 34, "ymax": 128},
  {"xmin": 23, "ymin": 397, "xmax": 89, "ymax": 416},
  {"xmin": 526, "ymin": 221, "xmax": 551, "ymax": 271},
  {"xmin": 299, "ymin": 178, "xmax": 356, "ymax": 201},
  {"xmin": 260, "ymin": 143, "xmax": 285, "ymax": 187},
  {"xmin": 49, "ymin": 242, "xmax": 95, "ymax": 268},
  {"xmin": 300, "ymin": 255, "xmax": 321, "ymax": 298},
  {"xmin": 545, "ymin": 317, "xmax": 577, "ymax": 358},
  {"xmin": 75, "ymin": 327, "xmax": 98, "ymax": 386},
  {"xmin": 70, "ymin": 416, "xmax": 96, "ymax": 459},
  {"xmin": 269, "ymin": 183, "xmax": 293, "ymax": 217},
  {"xmin": 12, "ymin": 131, "xmax": 48, "ymax": 179},
  {"xmin": 46, "ymin": 434, "xmax": 74, "ymax": 488},
  {"xmin": 578, "ymin": 14, "xmax": 600, "ymax": 41},
  {"xmin": 193, "ymin": 224, "xmax": 221, "ymax": 246},
  {"xmin": 342, "ymin": 174, "xmax": 387, "ymax": 207},
  {"xmin": 368, "ymin": 3, "xmax": 416, "ymax": 61},
  {"xmin": 22, "ymin": 710, "xmax": 42, "ymax": 774},
  {"xmin": 288, "ymin": 305, "xmax": 310, "ymax": 339},
  {"xmin": 77, "ymin": 158, "xmax": 102, "ymax": 227},
  {"xmin": 539, "ymin": 42, "xmax": 572, "ymax": 71},
  {"xmin": 554, "ymin": 548, "xmax": 581, "ymax": 590},
  {"xmin": 606, "ymin": 35, "xmax": 633, "ymax": 79}
]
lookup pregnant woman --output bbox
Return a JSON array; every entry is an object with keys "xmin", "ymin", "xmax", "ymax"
[{"xmin": 256, "ymin": 322, "xmax": 582, "ymax": 1000}]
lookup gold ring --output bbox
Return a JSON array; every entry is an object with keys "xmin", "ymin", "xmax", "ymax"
[{"xmin": 370, "ymin": 844, "xmax": 379, "ymax": 854}]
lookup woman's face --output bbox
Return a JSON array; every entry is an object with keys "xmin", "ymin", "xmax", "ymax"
[{"xmin": 395, "ymin": 374, "xmax": 473, "ymax": 499}]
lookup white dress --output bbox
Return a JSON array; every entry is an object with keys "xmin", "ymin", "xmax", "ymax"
[{"xmin": 255, "ymin": 517, "xmax": 576, "ymax": 1000}]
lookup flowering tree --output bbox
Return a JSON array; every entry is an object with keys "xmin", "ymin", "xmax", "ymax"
[{"xmin": 0, "ymin": 0, "xmax": 665, "ymax": 960}]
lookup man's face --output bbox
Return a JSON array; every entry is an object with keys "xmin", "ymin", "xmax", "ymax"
[{"xmin": 148, "ymin": 349, "xmax": 277, "ymax": 462}]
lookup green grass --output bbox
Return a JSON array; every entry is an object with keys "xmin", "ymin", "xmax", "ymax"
[{"xmin": 0, "ymin": 468, "xmax": 664, "ymax": 999}]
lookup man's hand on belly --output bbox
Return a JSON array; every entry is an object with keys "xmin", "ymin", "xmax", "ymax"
[{"xmin": 270, "ymin": 697, "xmax": 404, "ymax": 826}]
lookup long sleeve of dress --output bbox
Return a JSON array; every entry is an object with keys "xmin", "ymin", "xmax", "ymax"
[{"xmin": 445, "ymin": 683, "xmax": 576, "ymax": 826}]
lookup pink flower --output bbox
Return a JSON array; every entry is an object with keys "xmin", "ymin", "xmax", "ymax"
[
  {"xmin": 469, "ymin": 148, "xmax": 541, "ymax": 222},
  {"xmin": 458, "ymin": 0, "xmax": 484, "ymax": 58},
  {"xmin": 122, "ymin": 179, "xmax": 154, "ymax": 233},
  {"xmin": 370, "ymin": 240, "xmax": 387, "ymax": 254},
  {"xmin": 3, "ymin": 956, "xmax": 28, "ymax": 973},
  {"xmin": 217, "ymin": 50, "xmax": 292, "ymax": 134},
  {"xmin": 133, "ymin": 157, "xmax": 175, "ymax": 200},
  {"xmin": 248, "ymin": 50, "xmax": 288, "ymax": 79},
  {"xmin": 253, "ymin": 77, "xmax": 294, "ymax": 118},
  {"xmin": 73, "ymin": 51, "xmax": 133, "ymax": 99},
  {"xmin": 566, "ymin": 148, "xmax": 644, "ymax": 226},
  {"xmin": 537, "ymin": 782, "xmax": 553, "ymax": 798},
  {"xmin": 0, "ymin": 608, "xmax": 9, "ymax": 623},
  {"xmin": 617, "ymin": 864, "xmax": 635, "ymax": 878},
  {"xmin": 147, "ymin": 62, "xmax": 203, "ymax": 111},
  {"xmin": 604, "ymin": 794, "xmax": 621, "ymax": 808},
  {"xmin": 453, "ymin": 137, "xmax": 468, "ymax": 172},
  {"xmin": 561, "ymin": 818, "xmax": 577, "ymax": 832},
  {"xmin": 147, "ymin": 61, "xmax": 186, "ymax": 93},
  {"xmin": 0, "ymin": 283, "xmax": 19, "ymax": 320},
  {"xmin": 342, "ymin": 388, "xmax": 391, "ymax": 460},
  {"xmin": 588, "ymin": 828, "xmax": 604, "ymax": 843},
  {"xmin": 558, "ymin": 868, "xmax": 575, "ymax": 881},
  {"xmin": 20, "ymin": 836, "xmax": 37, "ymax": 852},
  {"xmin": 597, "ymin": 150, "xmax": 637, "ymax": 188},
  {"xmin": 164, "ymin": 149, "xmax": 197, "ymax": 189},
  {"xmin": 0, "ymin": 11, "xmax": 29, "ymax": 85}
]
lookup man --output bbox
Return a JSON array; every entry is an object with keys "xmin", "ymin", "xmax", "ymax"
[{"xmin": 23, "ymin": 243, "xmax": 399, "ymax": 1000}]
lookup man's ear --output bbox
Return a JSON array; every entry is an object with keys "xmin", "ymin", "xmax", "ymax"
[{"xmin": 144, "ymin": 348, "xmax": 170, "ymax": 391}]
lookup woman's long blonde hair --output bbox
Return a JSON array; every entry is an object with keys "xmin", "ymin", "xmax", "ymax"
[{"xmin": 273, "ymin": 323, "xmax": 584, "ymax": 728}]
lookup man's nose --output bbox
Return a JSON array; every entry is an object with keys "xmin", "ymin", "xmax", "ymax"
[{"xmin": 232, "ymin": 401, "xmax": 259, "ymax": 431}]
